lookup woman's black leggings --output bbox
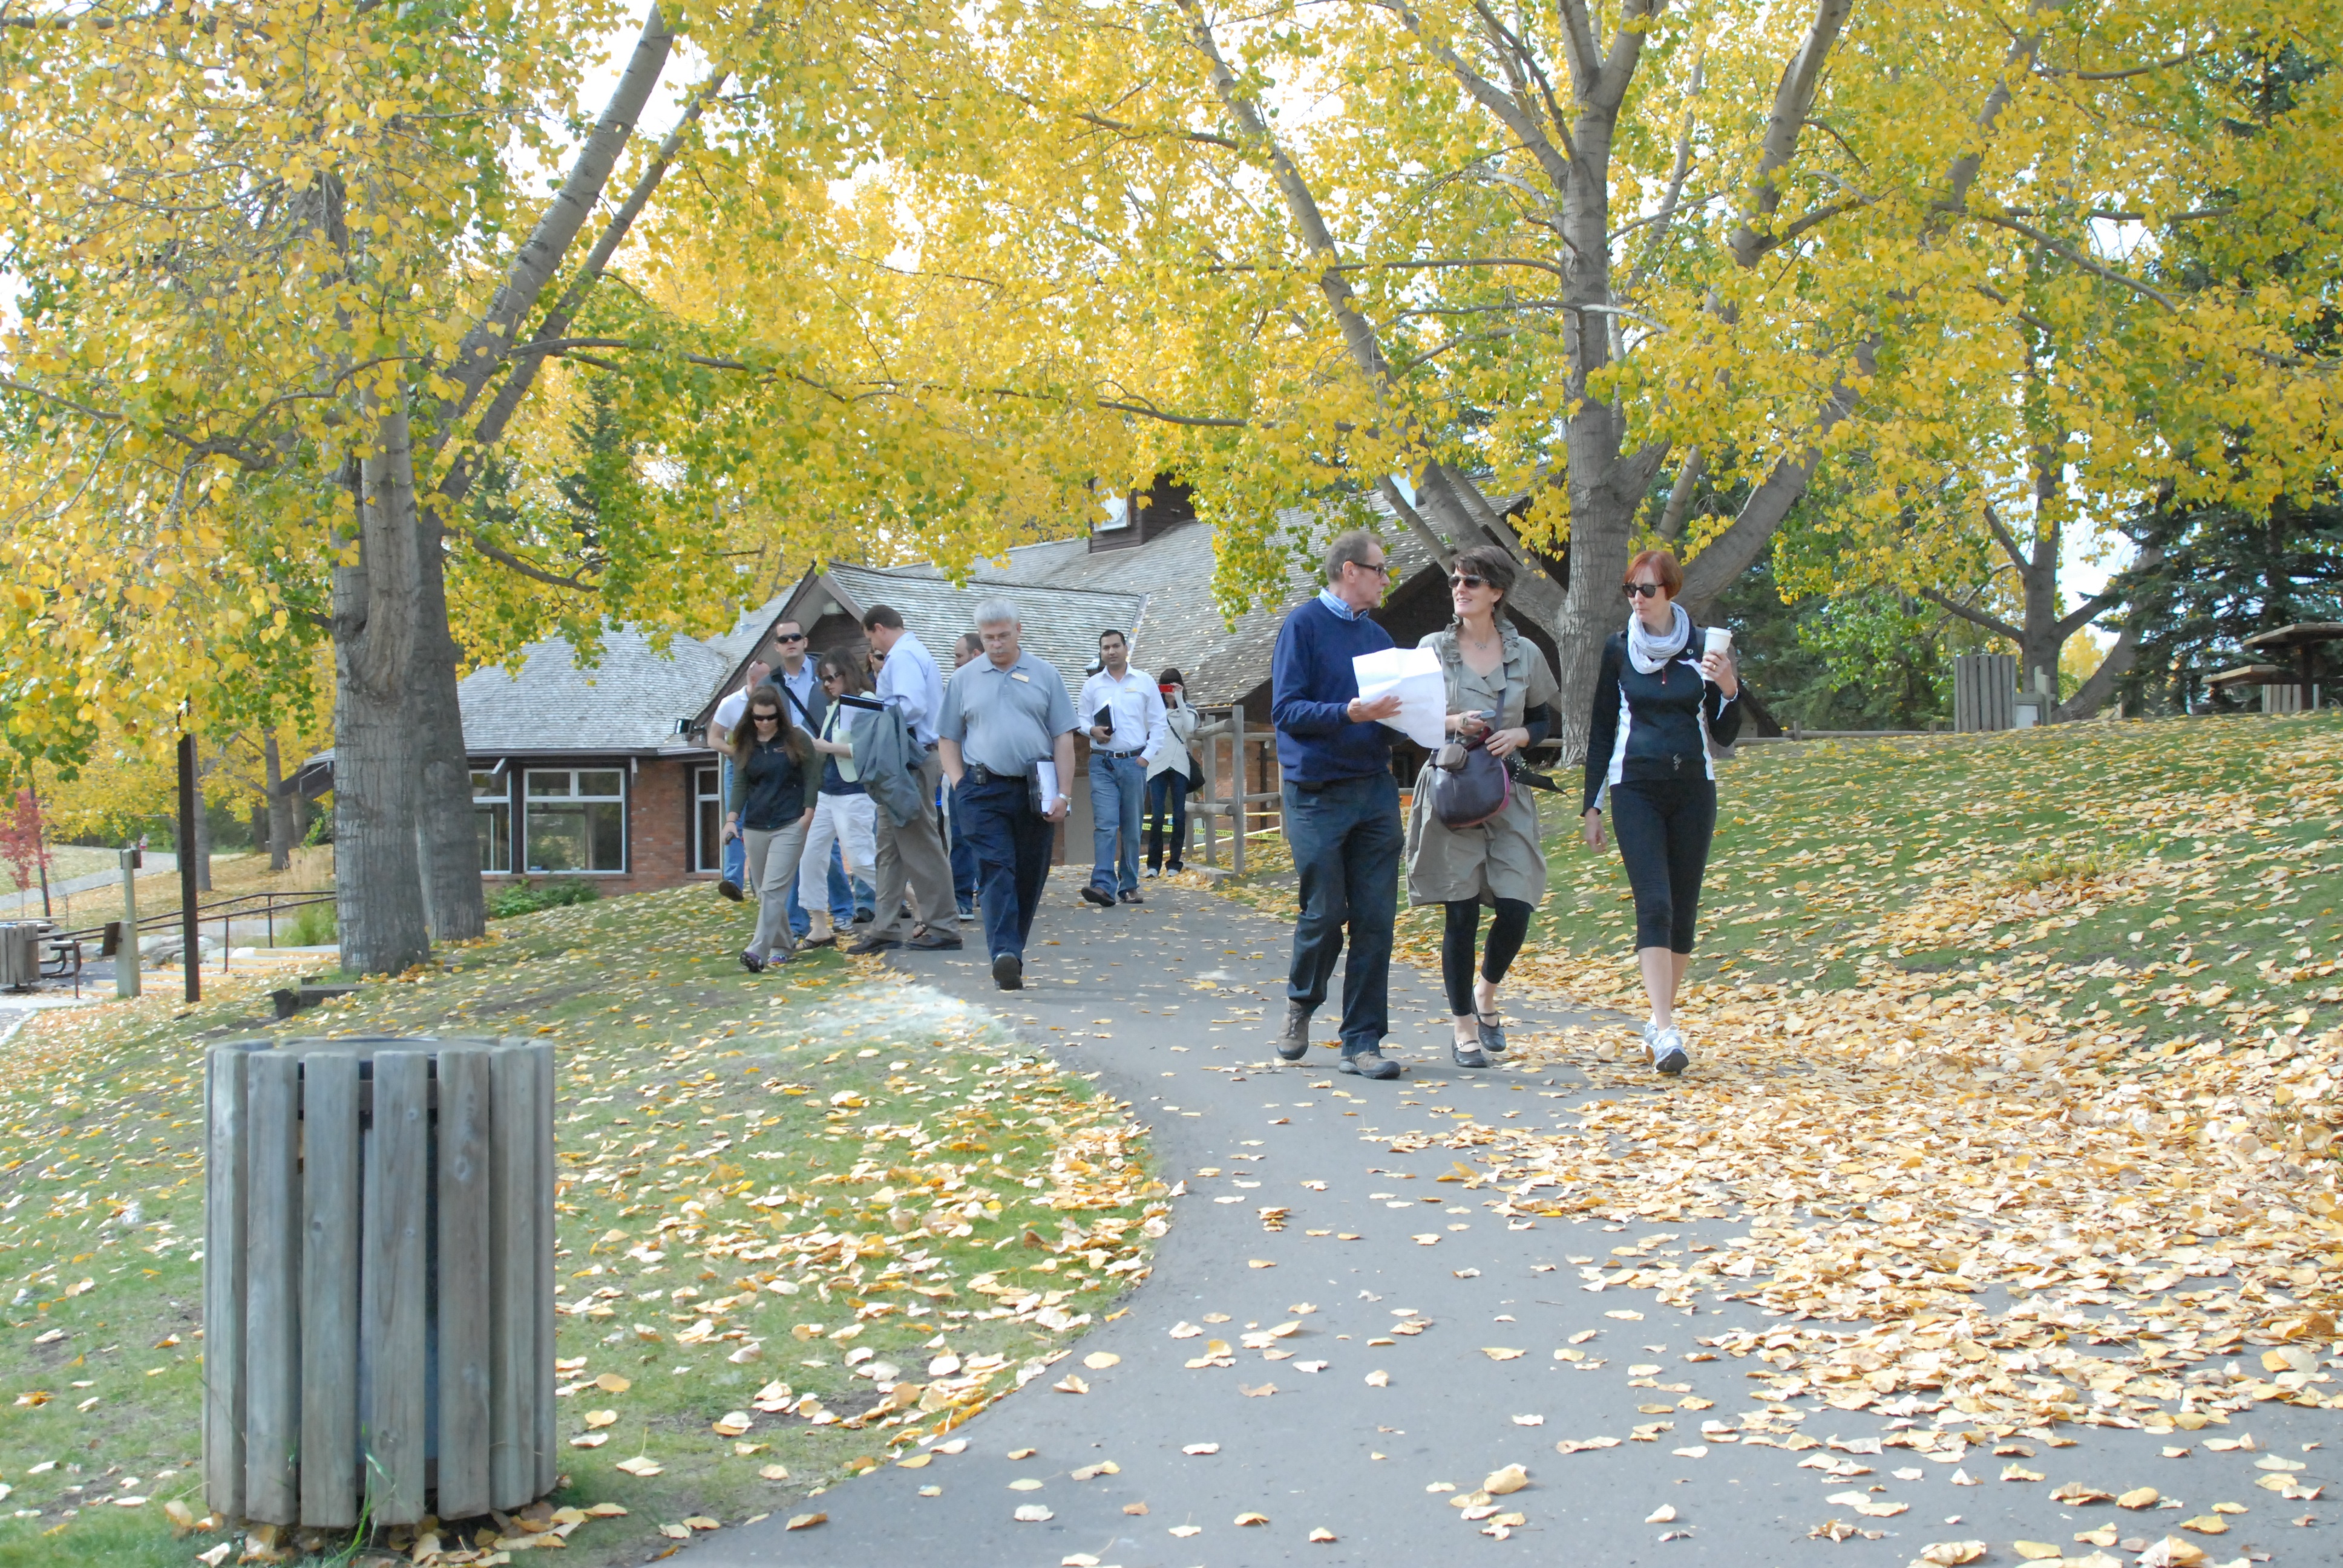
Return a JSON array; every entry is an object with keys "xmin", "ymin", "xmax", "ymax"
[
  {"xmin": 1609, "ymin": 777, "xmax": 1717, "ymax": 952},
  {"xmin": 1443, "ymin": 898, "xmax": 1534, "ymax": 1015}
]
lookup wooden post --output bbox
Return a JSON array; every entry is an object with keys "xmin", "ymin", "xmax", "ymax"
[
  {"xmin": 436, "ymin": 1048, "xmax": 494, "ymax": 1519},
  {"xmin": 362, "ymin": 1050, "xmax": 430, "ymax": 1523},
  {"xmin": 243, "ymin": 1051, "xmax": 303, "ymax": 1523},
  {"xmin": 203, "ymin": 1046, "xmax": 252, "ymax": 1520},
  {"xmin": 1231, "ymin": 707, "xmax": 1247, "ymax": 879},
  {"xmin": 300, "ymin": 1053, "xmax": 361, "ymax": 1527},
  {"xmin": 1199, "ymin": 714, "xmax": 1219, "ymax": 869},
  {"xmin": 178, "ymin": 733, "xmax": 200, "ymax": 1001},
  {"xmin": 491, "ymin": 1044, "xmax": 547, "ymax": 1506},
  {"xmin": 116, "ymin": 848, "xmax": 140, "ymax": 999}
]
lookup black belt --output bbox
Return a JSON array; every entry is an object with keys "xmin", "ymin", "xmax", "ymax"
[
  {"xmin": 1291, "ymin": 773, "xmax": 1381, "ymax": 794},
  {"xmin": 1101, "ymin": 748, "xmax": 1144, "ymax": 759},
  {"xmin": 965, "ymin": 763, "xmax": 1033, "ymax": 785}
]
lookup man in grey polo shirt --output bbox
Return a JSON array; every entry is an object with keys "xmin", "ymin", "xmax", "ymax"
[{"xmin": 937, "ymin": 598, "xmax": 1078, "ymax": 990}]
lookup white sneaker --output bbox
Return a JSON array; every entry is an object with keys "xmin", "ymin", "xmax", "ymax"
[{"xmin": 1651, "ymin": 1025, "xmax": 1688, "ymax": 1076}]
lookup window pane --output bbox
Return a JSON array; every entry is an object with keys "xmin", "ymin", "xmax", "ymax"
[
  {"xmin": 588, "ymin": 802, "xmax": 625, "ymax": 871},
  {"xmin": 696, "ymin": 795, "xmax": 722, "ymax": 873},
  {"xmin": 577, "ymin": 770, "xmax": 624, "ymax": 800},
  {"xmin": 525, "ymin": 804, "xmax": 587, "ymax": 871},
  {"xmin": 526, "ymin": 771, "xmax": 572, "ymax": 798},
  {"xmin": 470, "ymin": 769, "xmax": 503, "ymax": 799},
  {"xmin": 476, "ymin": 803, "xmax": 511, "ymax": 874}
]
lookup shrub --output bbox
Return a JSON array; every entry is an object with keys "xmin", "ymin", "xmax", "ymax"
[
  {"xmin": 488, "ymin": 879, "xmax": 602, "ymax": 919},
  {"xmin": 280, "ymin": 899, "xmax": 337, "ymax": 946}
]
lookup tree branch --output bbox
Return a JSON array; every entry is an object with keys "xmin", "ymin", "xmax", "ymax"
[
  {"xmin": 1918, "ymin": 585, "xmax": 2024, "ymax": 645},
  {"xmin": 1980, "ymin": 501, "xmax": 2034, "ymax": 572},
  {"xmin": 1725, "ymin": 0, "xmax": 1856, "ymax": 269}
]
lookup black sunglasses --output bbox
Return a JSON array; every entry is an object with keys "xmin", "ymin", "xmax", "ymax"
[
  {"xmin": 1624, "ymin": 581, "xmax": 1666, "ymax": 599},
  {"xmin": 1451, "ymin": 573, "xmax": 1489, "ymax": 590},
  {"xmin": 776, "ymin": 632, "xmax": 807, "ymax": 643},
  {"xmin": 751, "ymin": 710, "xmax": 782, "ymax": 723}
]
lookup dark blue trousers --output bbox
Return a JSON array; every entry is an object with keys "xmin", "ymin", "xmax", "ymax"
[
  {"xmin": 1282, "ymin": 772, "xmax": 1401, "ymax": 1054},
  {"xmin": 952, "ymin": 774, "xmax": 1056, "ymax": 961}
]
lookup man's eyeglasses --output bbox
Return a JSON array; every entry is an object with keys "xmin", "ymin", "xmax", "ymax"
[
  {"xmin": 1353, "ymin": 559, "xmax": 1392, "ymax": 578},
  {"xmin": 1624, "ymin": 581, "xmax": 1665, "ymax": 599},
  {"xmin": 776, "ymin": 632, "xmax": 807, "ymax": 644},
  {"xmin": 1451, "ymin": 573, "xmax": 1488, "ymax": 591}
]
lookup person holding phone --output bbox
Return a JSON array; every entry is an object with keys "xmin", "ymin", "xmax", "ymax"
[
  {"xmin": 1405, "ymin": 546, "xmax": 1559, "ymax": 1068},
  {"xmin": 1144, "ymin": 668, "xmax": 1200, "ymax": 875},
  {"xmin": 1581, "ymin": 547, "xmax": 1740, "ymax": 1076}
]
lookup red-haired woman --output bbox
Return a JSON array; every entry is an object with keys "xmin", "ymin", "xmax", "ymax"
[{"xmin": 1579, "ymin": 548, "xmax": 1740, "ymax": 1075}]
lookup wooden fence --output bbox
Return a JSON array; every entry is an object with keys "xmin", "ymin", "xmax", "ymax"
[{"xmin": 1188, "ymin": 707, "xmax": 1285, "ymax": 875}]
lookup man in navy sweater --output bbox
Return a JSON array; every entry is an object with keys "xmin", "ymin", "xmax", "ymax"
[{"xmin": 1268, "ymin": 529, "xmax": 1407, "ymax": 1079}]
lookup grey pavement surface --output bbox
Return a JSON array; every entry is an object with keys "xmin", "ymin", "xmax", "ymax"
[
  {"xmin": 687, "ymin": 876, "xmax": 2336, "ymax": 1568},
  {"xmin": 0, "ymin": 851, "xmax": 176, "ymax": 916}
]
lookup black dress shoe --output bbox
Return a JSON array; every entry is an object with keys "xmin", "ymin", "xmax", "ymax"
[
  {"xmin": 992, "ymin": 952, "xmax": 1023, "ymax": 990},
  {"xmin": 1079, "ymin": 886, "xmax": 1114, "ymax": 907},
  {"xmin": 1117, "ymin": 889, "xmax": 1143, "ymax": 905},
  {"xmin": 907, "ymin": 930, "xmax": 963, "ymax": 950},
  {"xmin": 844, "ymin": 934, "xmax": 901, "ymax": 955},
  {"xmin": 717, "ymin": 879, "xmax": 744, "ymax": 902}
]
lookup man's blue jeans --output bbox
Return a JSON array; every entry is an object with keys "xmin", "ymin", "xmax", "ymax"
[
  {"xmin": 954, "ymin": 774, "xmax": 1055, "ymax": 960},
  {"xmin": 1282, "ymin": 772, "xmax": 1401, "ymax": 1055},
  {"xmin": 1087, "ymin": 754, "xmax": 1145, "ymax": 896},
  {"xmin": 947, "ymin": 788, "xmax": 979, "ymax": 912}
]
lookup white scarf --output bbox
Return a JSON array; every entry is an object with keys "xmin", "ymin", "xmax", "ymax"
[{"xmin": 1627, "ymin": 602, "xmax": 1692, "ymax": 675}]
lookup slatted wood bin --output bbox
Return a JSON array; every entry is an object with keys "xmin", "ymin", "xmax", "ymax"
[{"xmin": 203, "ymin": 1036, "xmax": 555, "ymax": 1529}]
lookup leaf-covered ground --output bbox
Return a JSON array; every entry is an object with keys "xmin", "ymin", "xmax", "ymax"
[
  {"xmin": 0, "ymin": 886, "xmax": 1158, "ymax": 1566},
  {"xmin": 1217, "ymin": 714, "xmax": 2342, "ymax": 1455}
]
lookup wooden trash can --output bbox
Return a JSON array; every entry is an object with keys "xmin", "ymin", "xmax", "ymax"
[{"xmin": 203, "ymin": 1036, "xmax": 556, "ymax": 1528}]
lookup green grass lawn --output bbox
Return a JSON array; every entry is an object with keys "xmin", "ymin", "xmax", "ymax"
[
  {"xmin": 0, "ymin": 886, "xmax": 1158, "ymax": 1565},
  {"xmin": 1507, "ymin": 710, "xmax": 2343, "ymax": 1050},
  {"xmin": 0, "ymin": 843, "xmax": 122, "ymax": 899}
]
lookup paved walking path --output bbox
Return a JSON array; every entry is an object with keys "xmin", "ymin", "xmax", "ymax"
[
  {"xmin": 0, "ymin": 852, "xmax": 177, "ymax": 918},
  {"xmin": 692, "ymin": 877, "xmax": 2333, "ymax": 1568}
]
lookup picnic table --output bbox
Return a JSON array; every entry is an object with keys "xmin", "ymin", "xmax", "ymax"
[{"xmin": 2241, "ymin": 621, "xmax": 2343, "ymax": 710}]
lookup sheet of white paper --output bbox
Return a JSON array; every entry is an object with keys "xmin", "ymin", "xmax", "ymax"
[
  {"xmin": 1036, "ymin": 759, "xmax": 1061, "ymax": 804},
  {"xmin": 1350, "ymin": 645, "xmax": 1448, "ymax": 749}
]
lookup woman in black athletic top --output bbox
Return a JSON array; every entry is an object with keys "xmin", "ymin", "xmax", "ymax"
[{"xmin": 1579, "ymin": 547, "xmax": 1740, "ymax": 1075}]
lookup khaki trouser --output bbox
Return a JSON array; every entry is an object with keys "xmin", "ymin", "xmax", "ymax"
[
  {"xmin": 871, "ymin": 751, "xmax": 957, "ymax": 941},
  {"xmin": 742, "ymin": 820, "xmax": 808, "ymax": 960}
]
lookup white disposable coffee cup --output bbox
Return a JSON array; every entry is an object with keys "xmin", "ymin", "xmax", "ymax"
[{"xmin": 1702, "ymin": 627, "xmax": 1732, "ymax": 661}]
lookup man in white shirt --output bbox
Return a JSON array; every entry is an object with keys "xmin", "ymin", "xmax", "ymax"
[
  {"xmin": 708, "ymin": 656, "xmax": 772, "ymax": 901},
  {"xmin": 851, "ymin": 604, "xmax": 961, "ymax": 952},
  {"xmin": 1078, "ymin": 629, "xmax": 1167, "ymax": 906}
]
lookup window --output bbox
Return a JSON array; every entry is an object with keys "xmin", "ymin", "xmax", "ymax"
[
  {"xmin": 692, "ymin": 765, "xmax": 724, "ymax": 874},
  {"xmin": 473, "ymin": 769, "xmax": 512, "ymax": 874},
  {"xmin": 523, "ymin": 768, "xmax": 626, "ymax": 874}
]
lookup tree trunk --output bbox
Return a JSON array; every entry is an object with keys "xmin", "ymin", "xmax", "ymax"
[
  {"xmin": 263, "ymin": 730, "xmax": 295, "ymax": 872},
  {"xmin": 333, "ymin": 414, "xmax": 433, "ymax": 976},
  {"xmin": 410, "ymin": 521, "xmax": 487, "ymax": 941}
]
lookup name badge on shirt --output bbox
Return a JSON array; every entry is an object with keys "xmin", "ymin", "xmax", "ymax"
[{"xmin": 1011, "ymin": 671, "xmax": 1031, "ymax": 682}]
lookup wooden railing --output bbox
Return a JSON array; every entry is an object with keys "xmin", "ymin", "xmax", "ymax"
[{"xmin": 1188, "ymin": 706, "xmax": 1284, "ymax": 877}]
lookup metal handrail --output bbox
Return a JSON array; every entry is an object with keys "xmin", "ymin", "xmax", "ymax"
[{"xmin": 55, "ymin": 887, "xmax": 335, "ymax": 973}]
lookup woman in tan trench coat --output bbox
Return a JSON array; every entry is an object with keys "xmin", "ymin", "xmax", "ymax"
[{"xmin": 1404, "ymin": 545, "xmax": 1560, "ymax": 1068}]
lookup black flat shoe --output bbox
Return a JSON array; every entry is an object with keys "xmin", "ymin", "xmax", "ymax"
[
  {"xmin": 1079, "ymin": 886, "xmax": 1114, "ymax": 907},
  {"xmin": 717, "ymin": 879, "xmax": 744, "ymax": 902},
  {"xmin": 738, "ymin": 950, "xmax": 764, "ymax": 974},
  {"xmin": 1450, "ymin": 1039, "xmax": 1489, "ymax": 1068},
  {"xmin": 992, "ymin": 952, "xmax": 1023, "ymax": 990},
  {"xmin": 1475, "ymin": 1011, "xmax": 1507, "ymax": 1055}
]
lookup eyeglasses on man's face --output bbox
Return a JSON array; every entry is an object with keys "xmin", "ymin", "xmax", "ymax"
[
  {"xmin": 1350, "ymin": 558, "xmax": 1392, "ymax": 579},
  {"xmin": 1624, "ymin": 581, "xmax": 1666, "ymax": 599}
]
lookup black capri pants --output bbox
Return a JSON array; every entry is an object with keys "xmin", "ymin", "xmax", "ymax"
[{"xmin": 1608, "ymin": 777, "xmax": 1716, "ymax": 953}]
